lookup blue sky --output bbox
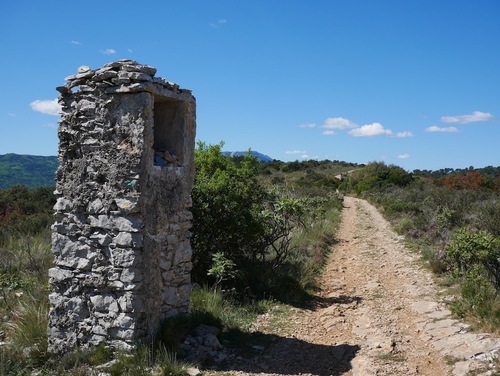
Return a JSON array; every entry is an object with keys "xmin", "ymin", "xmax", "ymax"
[{"xmin": 1, "ymin": 1, "xmax": 499, "ymax": 171}]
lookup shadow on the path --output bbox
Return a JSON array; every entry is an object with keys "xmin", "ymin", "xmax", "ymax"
[
  {"xmin": 299, "ymin": 294, "xmax": 363, "ymax": 311},
  {"xmin": 313, "ymin": 294, "xmax": 363, "ymax": 310},
  {"xmin": 217, "ymin": 330, "xmax": 360, "ymax": 375}
]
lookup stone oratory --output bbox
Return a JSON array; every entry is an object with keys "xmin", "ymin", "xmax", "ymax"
[{"xmin": 48, "ymin": 60, "xmax": 196, "ymax": 353}]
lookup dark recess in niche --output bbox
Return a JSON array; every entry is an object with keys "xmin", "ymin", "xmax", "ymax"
[{"xmin": 153, "ymin": 95, "xmax": 184, "ymax": 166}]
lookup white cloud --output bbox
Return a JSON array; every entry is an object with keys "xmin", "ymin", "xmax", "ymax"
[
  {"xmin": 322, "ymin": 130, "xmax": 335, "ymax": 136},
  {"xmin": 127, "ymin": 48, "xmax": 133, "ymax": 53},
  {"xmin": 101, "ymin": 48, "xmax": 116, "ymax": 55},
  {"xmin": 210, "ymin": 19, "xmax": 227, "ymax": 28},
  {"xmin": 299, "ymin": 122, "xmax": 316, "ymax": 128},
  {"xmin": 285, "ymin": 150, "xmax": 307, "ymax": 155},
  {"xmin": 322, "ymin": 117, "xmax": 358, "ymax": 130},
  {"xmin": 440, "ymin": 111, "xmax": 493, "ymax": 124},
  {"xmin": 71, "ymin": 40, "xmax": 81, "ymax": 45},
  {"xmin": 30, "ymin": 99, "xmax": 61, "ymax": 116},
  {"xmin": 348, "ymin": 122, "xmax": 392, "ymax": 137},
  {"xmin": 425, "ymin": 125, "xmax": 459, "ymax": 133},
  {"xmin": 398, "ymin": 154, "xmax": 410, "ymax": 159},
  {"xmin": 8, "ymin": 112, "xmax": 15, "ymax": 117},
  {"xmin": 395, "ymin": 131, "xmax": 414, "ymax": 138}
]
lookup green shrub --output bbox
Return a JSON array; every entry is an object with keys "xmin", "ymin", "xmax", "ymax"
[
  {"xmin": 449, "ymin": 264, "xmax": 500, "ymax": 329},
  {"xmin": 207, "ymin": 252, "xmax": 237, "ymax": 291},
  {"xmin": 0, "ymin": 185, "xmax": 55, "ymax": 238},
  {"xmin": 190, "ymin": 142, "xmax": 268, "ymax": 285},
  {"xmin": 421, "ymin": 246, "xmax": 447, "ymax": 274},
  {"xmin": 445, "ymin": 228, "xmax": 500, "ymax": 287},
  {"xmin": 342, "ymin": 162, "xmax": 413, "ymax": 194}
]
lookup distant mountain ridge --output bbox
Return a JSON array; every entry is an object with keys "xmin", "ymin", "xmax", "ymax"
[
  {"xmin": 223, "ymin": 151, "xmax": 274, "ymax": 162},
  {"xmin": 0, "ymin": 154, "xmax": 58, "ymax": 189}
]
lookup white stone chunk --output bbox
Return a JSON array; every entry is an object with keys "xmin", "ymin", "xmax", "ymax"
[
  {"xmin": 113, "ymin": 313, "xmax": 135, "ymax": 329},
  {"xmin": 114, "ymin": 232, "xmax": 132, "ymax": 247},
  {"xmin": 120, "ymin": 268, "xmax": 141, "ymax": 283},
  {"xmin": 90, "ymin": 294, "xmax": 119, "ymax": 313},
  {"xmin": 54, "ymin": 197, "xmax": 73, "ymax": 212},
  {"xmin": 48, "ymin": 267, "xmax": 73, "ymax": 282}
]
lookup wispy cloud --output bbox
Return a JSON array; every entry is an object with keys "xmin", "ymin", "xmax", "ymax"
[
  {"xmin": 322, "ymin": 117, "xmax": 358, "ymax": 130},
  {"xmin": 299, "ymin": 122, "xmax": 316, "ymax": 128},
  {"xmin": 30, "ymin": 99, "xmax": 61, "ymax": 116},
  {"xmin": 210, "ymin": 19, "xmax": 227, "ymax": 28},
  {"xmin": 101, "ymin": 48, "xmax": 116, "ymax": 55},
  {"xmin": 304, "ymin": 115, "xmax": 411, "ymax": 138},
  {"xmin": 127, "ymin": 48, "xmax": 133, "ymax": 53},
  {"xmin": 71, "ymin": 40, "xmax": 81, "ymax": 45},
  {"xmin": 398, "ymin": 154, "xmax": 410, "ymax": 159},
  {"xmin": 285, "ymin": 150, "xmax": 313, "ymax": 159},
  {"xmin": 8, "ymin": 112, "xmax": 15, "ymax": 117},
  {"xmin": 425, "ymin": 125, "xmax": 459, "ymax": 133},
  {"xmin": 395, "ymin": 131, "xmax": 414, "ymax": 138},
  {"xmin": 348, "ymin": 122, "xmax": 392, "ymax": 137},
  {"xmin": 440, "ymin": 111, "xmax": 493, "ymax": 124}
]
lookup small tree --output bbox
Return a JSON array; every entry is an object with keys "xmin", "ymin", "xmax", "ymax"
[
  {"xmin": 207, "ymin": 252, "xmax": 237, "ymax": 291},
  {"xmin": 261, "ymin": 195, "xmax": 306, "ymax": 268}
]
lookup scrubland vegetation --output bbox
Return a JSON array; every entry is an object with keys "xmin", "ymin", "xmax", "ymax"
[
  {"xmin": 1, "ymin": 148, "xmax": 498, "ymax": 374},
  {"xmin": 0, "ymin": 144, "xmax": 346, "ymax": 374},
  {"xmin": 343, "ymin": 162, "xmax": 500, "ymax": 331}
]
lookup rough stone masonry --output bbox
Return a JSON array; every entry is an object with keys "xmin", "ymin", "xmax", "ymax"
[{"xmin": 48, "ymin": 60, "xmax": 196, "ymax": 353}]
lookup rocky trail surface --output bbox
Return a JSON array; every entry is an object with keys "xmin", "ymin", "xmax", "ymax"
[{"xmin": 206, "ymin": 197, "xmax": 500, "ymax": 376}]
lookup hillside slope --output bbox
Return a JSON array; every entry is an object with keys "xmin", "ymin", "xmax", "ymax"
[{"xmin": 0, "ymin": 153, "xmax": 57, "ymax": 189}]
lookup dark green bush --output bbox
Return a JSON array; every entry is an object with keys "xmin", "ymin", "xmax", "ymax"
[
  {"xmin": 191, "ymin": 143, "xmax": 342, "ymax": 301},
  {"xmin": 445, "ymin": 228, "xmax": 500, "ymax": 288},
  {"xmin": 342, "ymin": 162, "xmax": 413, "ymax": 194}
]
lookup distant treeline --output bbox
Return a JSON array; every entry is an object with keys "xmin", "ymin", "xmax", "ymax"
[{"xmin": 412, "ymin": 165, "xmax": 500, "ymax": 179}]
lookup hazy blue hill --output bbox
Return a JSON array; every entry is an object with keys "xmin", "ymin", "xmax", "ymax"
[
  {"xmin": 0, "ymin": 154, "xmax": 58, "ymax": 189},
  {"xmin": 224, "ymin": 151, "xmax": 274, "ymax": 162}
]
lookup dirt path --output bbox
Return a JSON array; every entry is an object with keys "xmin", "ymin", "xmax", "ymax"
[{"xmin": 207, "ymin": 197, "xmax": 500, "ymax": 376}]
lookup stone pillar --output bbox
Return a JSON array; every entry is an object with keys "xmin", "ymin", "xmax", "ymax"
[{"xmin": 48, "ymin": 60, "xmax": 196, "ymax": 353}]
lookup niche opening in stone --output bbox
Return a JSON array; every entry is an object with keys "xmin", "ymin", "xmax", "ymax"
[{"xmin": 153, "ymin": 95, "xmax": 184, "ymax": 166}]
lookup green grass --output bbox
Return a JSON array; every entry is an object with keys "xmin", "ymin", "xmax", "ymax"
[
  {"xmin": 158, "ymin": 286, "xmax": 275, "ymax": 353},
  {"xmin": 374, "ymin": 352, "xmax": 406, "ymax": 362}
]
